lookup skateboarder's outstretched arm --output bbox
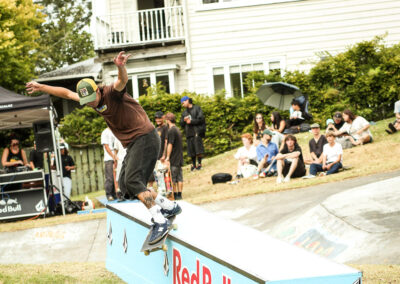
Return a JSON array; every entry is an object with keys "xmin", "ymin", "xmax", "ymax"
[{"xmin": 113, "ymin": 51, "xmax": 131, "ymax": 92}]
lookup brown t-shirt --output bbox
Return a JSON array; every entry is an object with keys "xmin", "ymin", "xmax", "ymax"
[{"xmin": 93, "ymin": 84, "xmax": 154, "ymax": 147}]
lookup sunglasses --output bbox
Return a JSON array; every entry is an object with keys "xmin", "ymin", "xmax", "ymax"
[
  {"xmin": 11, "ymin": 143, "xmax": 19, "ymax": 146},
  {"xmin": 256, "ymin": 117, "xmax": 263, "ymax": 119}
]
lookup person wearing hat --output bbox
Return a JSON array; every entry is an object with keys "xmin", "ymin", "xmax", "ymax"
[
  {"xmin": 254, "ymin": 129, "xmax": 279, "ymax": 178},
  {"xmin": 180, "ymin": 96, "xmax": 206, "ymax": 171},
  {"xmin": 26, "ymin": 51, "xmax": 181, "ymax": 245},
  {"xmin": 304, "ymin": 123, "xmax": 327, "ymax": 165}
]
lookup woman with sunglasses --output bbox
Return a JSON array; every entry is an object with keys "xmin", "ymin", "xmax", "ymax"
[{"xmin": 1, "ymin": 138, "xmax": 29, "ymax": 172}]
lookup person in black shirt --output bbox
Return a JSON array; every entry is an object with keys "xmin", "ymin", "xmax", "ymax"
[
  {"xmin": 165, "ymin": 113, "xmax": 184, "ymax": 200},
  {"xmin": 1, "ymin": 138, "xmax": 29, "ymax": 172},
  {"xmin": 59, "ymin": 144, "xmax": 75, "ymax": 198},
  {"xmin": 305, "ymin": 123, "xmax": 328, "ymax": 165},
  {"xmin": 29, "ymin": 142, "xmax": 44, "ymax": 170},
  {"xmin": 327, "ymin": 112, "xmax": 345, "ymax": 132},
  {"xmin": 275, "ymin": 134, "xmax": 306, "ymax": 183},
  {"xmin": 180, "ymin": 96, "xmax": 205, "ymax": 171}
]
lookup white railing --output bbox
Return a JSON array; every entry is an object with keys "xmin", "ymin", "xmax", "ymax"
[{"xmin": 93, "ymin": 6, "xmax": 185, "ymax": 49}]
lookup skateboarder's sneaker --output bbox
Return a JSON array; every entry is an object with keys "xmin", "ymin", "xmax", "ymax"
[
  {"xmin": 160, "ymin": 202, "xmax": 182, "ymax": 218},
  {"xmin": 148, "ymin": 219, "xmax": 171, "ymax": 245}
]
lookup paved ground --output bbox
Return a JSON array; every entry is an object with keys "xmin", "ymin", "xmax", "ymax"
[{"xmin": 0, "ymin": 170, "xmax": 399, "ymax": 265}]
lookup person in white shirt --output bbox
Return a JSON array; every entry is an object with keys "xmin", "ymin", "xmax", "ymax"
[
  {"xmin": 335, "ymin": 109, "xmax": 372, "ymax": 146},
  {"xmin": 386, "ymin": 100, "xmax": 400, "ymax": 134},
  {"xmin": 101, "ymin": 127, "xmax": 116, "ymax": 201},
  {"xmin": 307, "ymin": 131, "xmax": 343, "ymax": 177},
  {"xmin": 234, "ymin": 133, "xmax": 257, "ymax": 179},
  {"xmin": 113, "ymin": 138, "xmax": 126, "ymax": 196}
]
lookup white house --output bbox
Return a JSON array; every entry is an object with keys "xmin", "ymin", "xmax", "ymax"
[{"xmin": 39, "ymin": 0, "xmax": 400, "ymax": 106}]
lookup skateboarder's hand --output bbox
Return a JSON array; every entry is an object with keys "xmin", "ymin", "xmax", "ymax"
[
  {"xmin": 113, "ymin": 51, "xmax": 131, "ymax": 67},
  {"xmin": 26, "ymin": 81, "xmax": 42, "ymax": 94}
]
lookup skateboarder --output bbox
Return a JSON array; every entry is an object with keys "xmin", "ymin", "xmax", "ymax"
[{"xmin": 26, "ymin": 51, "xmax": 181, "ymax": 244}]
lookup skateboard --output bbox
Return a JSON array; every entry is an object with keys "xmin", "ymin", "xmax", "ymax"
[
  {"xmin": 154, "ymin": 161, "xmax": 174, "ymax": 200},
  {"xmin": 141, "ymin": 216, "xmax": 177, "ymax": 256}
]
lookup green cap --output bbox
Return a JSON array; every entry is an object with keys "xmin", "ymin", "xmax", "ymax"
[
  {"xmin": 262, "ymin": 129, "xmax": 275, "ymax": 136},
  {"xmin": 76, "ymin": 78, "xmax": 98, "ymax": 105}
]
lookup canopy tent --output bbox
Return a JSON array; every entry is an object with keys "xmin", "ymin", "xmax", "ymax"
[{"xmin": 0, "ymin": 86, "xmax": 65, "ymax": 215}]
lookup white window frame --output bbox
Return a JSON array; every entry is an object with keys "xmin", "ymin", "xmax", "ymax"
[
  {"xmin": 198, "ymin": 0, "xmax": 302, "ymax": 11},
  {"xmin": 209, "ymin": 57, "xmax": 286, "ymax": 97}
]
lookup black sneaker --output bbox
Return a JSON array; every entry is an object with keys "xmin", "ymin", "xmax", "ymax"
[
  {"xmin": 160, "ymin": 202, "xmax": 182, "ymax": 218},
  {"xmin": 196, "ymin": 164, "xmax": 202, "ymax": 170},
  {"xmin": 388, "ymin": 123, "xmax": 397, "ymax": 133},
  {"xmin": 148, "ymin": 219, "xmax": 170, "ymax": 245},
  {"xmin": 116, "ymin": 191, "xmax": 125, "ymax": 202},
  {"xmin": 190, "ymin": 165, "xmax": 196, "ymax": 171},
  {"xmin": 386, "ymin": 129, "xmax": 393, "ymax": 135}
]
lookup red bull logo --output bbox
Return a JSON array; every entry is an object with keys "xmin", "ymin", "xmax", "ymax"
[
  {"xmin": 0, "ymin": 198, "xmax": 22, "ymax": 213},
  {"xmin": 173, "ymin": 248, "xmax": 232, "ymax": 284}
]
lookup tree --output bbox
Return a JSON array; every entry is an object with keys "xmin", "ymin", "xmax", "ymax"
[
  {"xmin": 0, "ymin": 0, "xmax": 44, "ymax": 92},
  {"xmin": 35, "ymin": 0, "xmax": 95, "ymax": 73}
]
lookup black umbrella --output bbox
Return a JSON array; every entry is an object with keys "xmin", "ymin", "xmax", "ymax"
[{"xmin": 256, "ymin": 82, "xmax": 303, "ymax": 110}]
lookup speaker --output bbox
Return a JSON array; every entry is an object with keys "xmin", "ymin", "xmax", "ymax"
[{"xmin": 33, "ymin": 121, "xmax": 53, "ymax": 153}]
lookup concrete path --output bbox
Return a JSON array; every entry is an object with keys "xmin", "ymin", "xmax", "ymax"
[{"xmin": 0, "ymin": 170, "xmax": 399, "ymax": 265}]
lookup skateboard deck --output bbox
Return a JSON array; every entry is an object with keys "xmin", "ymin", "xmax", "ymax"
[{"xmin": 141, "ymin": 216, "xmax": 177, "ymax": 255}]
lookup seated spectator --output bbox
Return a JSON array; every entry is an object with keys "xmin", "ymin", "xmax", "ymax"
[
  {"xmin": 234, "ymin": 133, "xmax": 257, "ymax": 179},
  {"xmin": 386, "ymin": 100, "xmax": 400, "ymax": 134},
  {"xmin": 1, "ymin": 138, "xmax": 29, "ymax": 172},
  {"xmin": 288, "ymin": 100, "xmax": 305, "ymax": 127},
  {"xmin": 255, "ymin": 130, "xmax": 279, "ymax": 178},
  {"xmin": 253, "ymin": 113, "xmax": 266, "ymax": 146},
  {"xmin": 269, "ymin": 111, "xmax": 286, "ymax": 133},
  {"xmin": 306, "ymin": 131, "xmax": 343, "ymax": 178},
  {"xmin": 326, "ymin": 119, "xmax": 335, "ymax": 132},
  {"xmin": 333, "ymin": 112, "xmax": 345, "ymax": 131},
  {"xmin": 334, "ymin": 109, "xmax": 372, "ymax": 146},
  {"xmin": 275, "ymin": 134, "xmax": 306, "ymax": 183},
  {"xmin": 304, "ymin": 123, "xmax": 328, "ymax": 165}
]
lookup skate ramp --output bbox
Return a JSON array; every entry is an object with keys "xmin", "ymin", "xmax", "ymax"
[{"xmin": 106, "ymin": 201, "xmax": 361, "ymax": 283}]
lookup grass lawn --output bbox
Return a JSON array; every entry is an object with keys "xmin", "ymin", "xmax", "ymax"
[{"xmin": 0, "ymin": 263, "xmax": 399, "ymax": 283}]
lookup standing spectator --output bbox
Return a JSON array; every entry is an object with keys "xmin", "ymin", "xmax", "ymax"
[
  {"xmin": 304, "ymin": 123, "xmax": 328, "ymax": 165},
  {"xmin": 307, "ymin": 132, "xmax": 343, "ymax": 177},
  {"xmin": 101, "ymin": 127, "xmax": 116, "ymax": 201},
  {"xmin": 113, "ymin": 138, "xmax": 126, "ymax": 199},
  {"xmin": 386, "ymin": 100, "xmax": 400, "ymax": 134},
  {"xmin": 165, "ymin": 113, "xmax": 184, "ymax": 200},
  {"xmin": 335, "ymin": 109, "xmax": 373, "ymax": 146},
  {"xmin": 234, "ymin": 133, "xmax": 257, "ymax": 179},
  {"xmin": 275, "ymin": 135, "xmax": 306, "ymax": 183},
  {"xmin": 253, "ymin": 113, "xmax": 266, "ymax": 146},
  {"xmin": 148, "ymin": 111, "xmax": 169, "ymax": 188},
  {"xmin": 1, "ymin": 138, "xmax": 29, "ymax": 172},
  {"xmin": 256, "ymin": 130, "xmax": 279, "ymax": 178},
  {"xmin": 29, "ymin": 141, "xmax": 44, "ymax": 170},
  {"xmin": 59, "ymin": 144, "xmax": 75, "ymax": 198},
  {"xmin": 180, "ymin": 96, "xmax": 206, "ymax": 171}
]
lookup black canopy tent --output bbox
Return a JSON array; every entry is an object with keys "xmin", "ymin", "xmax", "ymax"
[{"xmin": 0, "ymin": 86, "xmax": 66, "ymax": 215}]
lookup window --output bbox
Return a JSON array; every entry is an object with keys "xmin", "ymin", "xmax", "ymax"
[
  {"xmin": 138, "ymin": 75, "xmax": 151, "ymax": 96},
  {"xmin": 127, "ymin": 70, "xmax": 175, "ymax": 99},
  {"xmin": 212, "ymin": 61, "xmax": 281, "ymax": 98}
]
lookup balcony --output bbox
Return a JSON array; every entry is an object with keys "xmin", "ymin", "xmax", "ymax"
[{"xmin": 92, "ymin": 6, "xmax": 185, "ymax": 50}]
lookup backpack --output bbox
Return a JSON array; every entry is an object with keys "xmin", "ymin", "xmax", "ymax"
[{"xmin": 211, "ymin": 173, "xmax": 232, "ymax": 184}]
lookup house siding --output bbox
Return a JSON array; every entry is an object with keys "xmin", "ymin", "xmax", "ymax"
[{"xmin": 186, "ymin": 0, "xmax": 400, "ymax": 95}]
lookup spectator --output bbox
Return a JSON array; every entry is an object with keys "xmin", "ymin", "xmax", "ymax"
[
  {"xmin": 29, "ymin": 141, "xmax": 44, "ymax": 170},
  {"xmin": 326, "ymin": 119, "xmax": 335, "ymax": 132},
  {"xmin": 304, "ymin": 123, "xmax": 328, "ymax": 165},
  {"xmin": 386, "ymin": 100, "xmax": 400, "ymax": 134},
  {"xmin": 180, "ymin": 96, "xmax": 206, "ymax": 171},
  {"xmin": 253, "ymin": 113, "xmax": 266, "ymax": 146},
  {"xmin": 333, "ymin": 112, "xmax": 345, "ymax": 131},
  {"xmin": 288, "ymin": 100, "xmax": 305, "ymax": 127},
  {"xmin": 165, "ymin": 113, "xmax": 184, "ymax": 200},
  {"xmin": 113, "ymin": 138, "xmax": 126, "ymax": 200},
  {"xmin": 234, "ymin": 133, "xmax": 257, "ymax": 179},
  {"xmin": 1, "ymin": 138, "xmax": 29, "ymax": 172},
  {"xmin": 255, "ymin": 130, "xmax": 279, "ymax": 178},
  {"xmin": 148, "ymin": 111, "xmax": 169, "ymax": 188},
  {"xmin": 306, "ymin": 131, "xmax": 343, "ymax": 178},
  {"xmin": 269, "ymin": 111, "xmax": 286, "ymax": 133},
  {"xmin": 335, "ymin": 109, "xmax": 372, "ymax": 146},
  {"xmin": 275, "ymin": 134, "xmax": 306, "ymax": 183},
  {"xmin": 59, "ymin": 144, "xmax": 75, "ymax": 198},
  {"xmin": 101, "ymin": 127, "xmax": 116, "ymax": 201}
]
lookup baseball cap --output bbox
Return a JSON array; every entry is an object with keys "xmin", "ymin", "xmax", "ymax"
[
  {"xmin": 60, "ymin": 143, "xmax": 66, "ymax": 149},
  {"xmin": 310, "ymin": 123, "xmax": 320, "ymax": 128},
  {"xmin": 262, "ymin": 129, "xmax": 275, "ymax": 136},
  {"xmin": 154, "ymin": 111, "xmax": 164, "ymax": 118},
  {"xmin": 334, "ymin": 112, "xmax": 342, "ymax": 119},
  {"xmin": 180, "ymin": 96, "xmax": 190, "ymax": 103},
  {"xmin": 76, "ymin": 78, "xmax": 98, "ymax": 105},
  {"xmin": 326, "ymin": 118, "xmax": 334, "ymax": 125}
]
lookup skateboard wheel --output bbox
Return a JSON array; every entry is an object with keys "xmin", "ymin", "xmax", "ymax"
[
  {"xmin": 144, "ymin": 250, "xmax": 150, "ymax": 256},
  {"xmin": 162, "ymin": 244, "xmax": 168, "ymax": 251}
]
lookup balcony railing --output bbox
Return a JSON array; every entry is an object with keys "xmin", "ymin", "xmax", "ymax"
[{"xmin": 93, "ymin": 6, "xmax": 185, "ymax": 50}]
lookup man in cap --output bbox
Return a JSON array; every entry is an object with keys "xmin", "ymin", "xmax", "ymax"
[
  {"xmin": 26, "ymin": 51, "xmax": 181, "ymax": 245},
  {"xmin": 255, "ymin": 129, "xmax": 279, "ymax": 178},
  {"xmin": 180, "ymin": 96, "xmax": 206, "ymax": 171},
  {"xmin": 304, "ymin": 123, "xmax": 327, "ymax": 165}
]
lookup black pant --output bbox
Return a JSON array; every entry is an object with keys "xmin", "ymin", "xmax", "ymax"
[
  {"xmin": 119, "ymin": 129, "xmax": 160, "ymax": 198},
  {"xmin": 104, "ymin": 160, "xmax": 115, "ymax": 197}
]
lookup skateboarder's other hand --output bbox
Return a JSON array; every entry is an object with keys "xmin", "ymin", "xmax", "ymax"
[{"xmin": 113, "ymin": 51, "xmax": 131, "ymax": 67}]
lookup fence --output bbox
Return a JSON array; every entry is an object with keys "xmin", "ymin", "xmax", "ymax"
[{"xmin": 69, "ymin": 146, "xmax": 105, "ymax": 196}]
